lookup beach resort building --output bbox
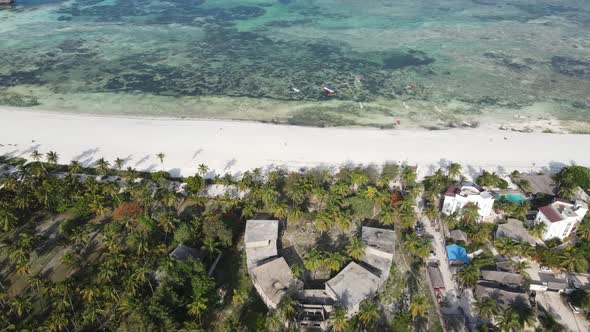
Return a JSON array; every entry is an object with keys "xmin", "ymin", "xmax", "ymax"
[
  {"xmin": 244, "ymin": 219, "xmax": 279, "ymax": 269},
  {"xmin": 534, "ymin": 199, "xmax": 588, "ymax": 240},
  {"xmin": 442, "ymin": 183, "xmax": 495, "ymax": 220}
]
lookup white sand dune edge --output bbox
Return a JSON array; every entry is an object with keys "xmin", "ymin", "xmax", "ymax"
[{"xmin": 1, "ymin": 108, "xmax": 590, "ymax": 179}]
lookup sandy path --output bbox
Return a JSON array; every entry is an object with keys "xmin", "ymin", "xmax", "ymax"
[{"xmin": 1, "ymin": 108, "xmax": 590, "ymax": 178}]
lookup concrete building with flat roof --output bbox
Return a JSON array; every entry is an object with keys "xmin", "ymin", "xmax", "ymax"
[
  {"xmin": 245, "ymin": 219, "xmax": 279, "ymax": 269},
  {"xmin": 250, "ymin": 257, "xmax": 303, "ymax": 309},
  {"xmin": 359, "ymin": 226, "xmax": 395, "ymax": 286},
  {"xmin": 325, "ymin": 262, "xmax": 381, "ymax": 316}
]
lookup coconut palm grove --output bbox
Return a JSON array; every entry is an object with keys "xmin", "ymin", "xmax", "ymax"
[{"xmin": 1, "ymin": 152, "xmax": 590, "ymax": 331}]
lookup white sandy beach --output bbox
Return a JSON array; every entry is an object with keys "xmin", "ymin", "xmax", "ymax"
[{"xmin": 1, "ymin": 107, "xmax": 590, "ymax": 178}]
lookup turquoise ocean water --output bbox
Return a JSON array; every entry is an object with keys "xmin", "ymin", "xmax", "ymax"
[{"xmin": 1, "ymin": 0, "xmax": 590, "ymax": 127}]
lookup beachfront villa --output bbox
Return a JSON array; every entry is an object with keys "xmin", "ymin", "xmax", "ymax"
[
  {"xmin": 244, "ymin": 221, "xmax": 396, "ymax": 328},
  {"xmin": 534, "ymin": 199, "xmax": 588, "ymax": 241},
  {"xmin": 442, "ymin": 183, "xmax": 495, "ymax": 220}
]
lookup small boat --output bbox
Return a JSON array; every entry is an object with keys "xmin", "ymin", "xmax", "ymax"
[{"xmin": 323, "ymin": 86, "xmax": 336, "ymax": 95}]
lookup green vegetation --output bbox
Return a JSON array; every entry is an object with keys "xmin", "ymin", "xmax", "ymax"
[
  {"xmin": 475, "ymin": 170, "xmax": 508, "ymax": 189},
  {"xmin": 554, "ymin": 165, "xmax": 590, "ymax": 197},
  {"xmin": 0, "ymin": 154, "xmax": 443, "ymax": 331}
]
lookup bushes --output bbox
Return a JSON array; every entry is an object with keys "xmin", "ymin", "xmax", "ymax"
[
  {"xmin": 476, "ymin": 171, "xmax": 508, "ymax": 189},
  {"xmin": 556, "ymin": 166, "xmax": 590, "ymax": 190}
]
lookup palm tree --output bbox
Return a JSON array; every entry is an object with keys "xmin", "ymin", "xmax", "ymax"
[
  {"xmin": 271, "ymin": 203, "xmax": 289, "ymax": 220},
  {"xmin": 474, "ymin": 297, "xmax": 498, "ymax": 320},
  {"xmin": 46, "ymin": 151, "xmax": 59, "ymax": 165},
  {"xmin": 401, "ymin": 165, "xmax": 417, "ymax": 190},
  {"xmin": 114, "ymin": 157, "xmax": 125, "ymax": 171},
  {"xmin": 201, "ymin": 238, "xmax": 221, "ymax": 259},
  {"xmin": 497, "ymin": 309, "xmax": 522, "ymax": 331},
  {"xmin": 448, "ymin": 162, "xmax": 462, "ymax": 180},
  {"xmin": 424, "ymin": 205, "xmax": 439, "ymax": 222},
  {"xmin": 187, "ymin": 296, "xmax": 208, "ymax": 321},
  {"xmin": 9, "ymin": 297, "xmax": 31, "ymax": 318},
  {"xmin": 461, "ymin": 204, "xmax": 480, "ymax": 223},
  {"xmin": 68, "ymin": 160, "xmax": 82, "ymax": 174},
  {"xmin": 30, "ymin": 150, "xmax": 42, "ymax": 162},
  {"xmin": 346, "ymin": 237, "xmax": 366, "ymax": 260},
  {"xmin": 494, "ymin": 238, "xmax": 519, "ymax": 256},
  {"xmin": 559, "ymin": 251, "xmax": 589, "ymax": 272},
  {"xmin": 458, "ymin": 264, "xmax": 480, "ymax": 287},
  {"xmin": 409, "ymin": 295, "xmax": 427, "ymax": 318},
  {"xmin": 0, "ymin": 209, "xmax": 17, "ymax": 232},
  {"xmin": 335, "ymin": 214, "xmax": 352, "ymax": 232},
  {"xmin": 328, "ymin": 307, "xmax": 349, "ymax": 332},
  {"xmin": 95, "ymin": 158, "xmax": 111, "ymax": 176},
  {"xmin": 403, "ymin": 233, "xmax": 430, "ymax": 259},
  {"xmin": 529, "ymin": 222, "xmax": 547, "ymax": 239},
  {"xmin": 304, "ymin": 249, "xmax": 324, "ymax": 275},
  {"xmin": 198, "ymin": 163, "xmax": 209, "ymax": 176},
  {"xmin": 358, "ymin": 300, "xmax": 379, "ymax": 328},
  {"xmin": 156, "ymin": 152, "xmax": 166, "ymax": 171},
  {"xmin": 576, "ymin": 220, "xmax": 590, "ymax": 241},
  {"xmin": 468, "ymin": 224, "xmax": 491, "ymax": 245},
  {"xmin": 512, "ymin": 260, "xmax": 530, "ymax": 278},
  {"xmin": 511, "ymin": 202, "xmax": 528, "ymax": 220},
  {"xmin": 324, "ymin": 252, "xmax": 345, "ymax": 272}
]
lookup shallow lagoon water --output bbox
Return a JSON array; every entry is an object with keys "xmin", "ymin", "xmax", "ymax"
[{"xmin": 1, "ymin": 0, "xmax": 590, "ymax": 127}]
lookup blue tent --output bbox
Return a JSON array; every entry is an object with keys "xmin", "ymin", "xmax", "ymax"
[{"xmin": 446, "ymin": 244, "xmax": 469, "ymax": 264}]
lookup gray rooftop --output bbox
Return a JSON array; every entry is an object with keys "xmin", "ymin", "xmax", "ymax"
[
  {"xmin": 360, "ymin": 252, "xmax": 393, "ymax": 278},
  {"xmin": 520, "ymin": 174, "xmax": 556, "ymax": 195},
  {"xmin": 481, "ymin": 270, "xmax": 523, "ymax": 287},
  {"xmin": 245, "ymin": 220, "xmax": 279, "ymax": 243},
  {"xmin": 495, "ymin": 219, "xmax": 537, "ymax": 245},
  {"xmin": 170, "ymin": 244, "xmax": 199, "ymax": 261},
  {"xmin": 250, "ymin": 257, "xmax": 303, "ymax": 308},
  {"xmin": 427, "ymin": 265, "xmax": 445, "ymax": 289},
  {"xmin": 475, "ymin": 281, "xmax": 529, "ymax": 310},
  {"xmin": 361, "ymin": 227, "xmax": 395, "ymax": 255},
  {"xmin": 449, "ymin": 230, "xmax": 470, "ymax": 244},
  {"xmin": 325, "ymin": 262, "xmax": 381, "ymax": 310}
]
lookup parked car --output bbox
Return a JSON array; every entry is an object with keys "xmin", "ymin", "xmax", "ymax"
[
  {"xmin": 540, "ymin": 265, "xmax": 552, "ymax": 272},
  {"xmin": 569, "ymin": 279, "xmax": 582, "ymax": 290}
]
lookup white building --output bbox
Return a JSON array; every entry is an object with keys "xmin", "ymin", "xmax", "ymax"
[
  {"xmin": 535, "ymin": 199, "xmax": 588, "ymax": 240},
  {"xmin": 442, "ymin": 183, "xmax": 495, "ymax": 220}
]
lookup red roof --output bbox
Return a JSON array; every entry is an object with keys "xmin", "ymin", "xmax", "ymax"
[
  {"xmin": 445, "ymin": 185, "xmax": 459, "ymax": 197},
  {"xmin": 539, "ymin": 206, "xmax": 563, "ymax": 223}
]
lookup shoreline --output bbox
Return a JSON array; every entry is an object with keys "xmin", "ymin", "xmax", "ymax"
[{"xmin": 1, "ymin": 107, "xmax": 590, "ymax": 178}]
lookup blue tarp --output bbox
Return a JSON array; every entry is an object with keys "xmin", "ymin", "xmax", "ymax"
[{"xmin": 446, "ymin": 244, "xmax": 469, "ymax": 264}]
